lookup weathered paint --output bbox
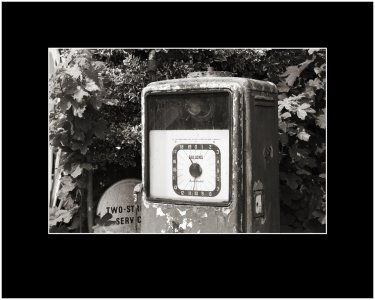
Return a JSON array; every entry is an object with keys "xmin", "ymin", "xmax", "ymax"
[
  {"xmin": 246, "ymin": 88, "xmax": 280, "ymax": 232},
  {"xmin": 140, "ymin": 75, "xmax": 279, "ymax": 233},
  {"xmin": 187, "ymin": 71, "xmax": 234, "ymax": 78},
  {"xmin": 94, "ymin": 178, "xmax": 141, "ymax": 233}
]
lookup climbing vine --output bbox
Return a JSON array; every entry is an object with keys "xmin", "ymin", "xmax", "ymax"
[{"xmin": 49, "ymin": 49, "xmax": 114, "ymax": 232}]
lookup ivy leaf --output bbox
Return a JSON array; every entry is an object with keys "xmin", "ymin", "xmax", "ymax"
[
  {"xmin": 61, "ymin": 73, "xmax": 78, "ymax": 93},
  {"xmin": 72, "ymin": 103, "xmax": 86, "ymax": 118},
  {"xmin": 308, "ymin": 49, "xmax": 319, "ymax": 55},
  {"xmin": 314, "ymin": 64, "xmax": 326, "ymax": 76},
  {"xmin": 308, "ymin": 78, "xmax": 325, "ymax": 90},
  {"xmin": 62, "ymin": 194, "xmax": 75, "ymax": 210},
  {"xmin": 278, "ymin": 93, "xmax": 288, "ymax": 100},
  {"xmin": 296, "ymin": 108, "xmax": 307, "ymax": 120},
  {"xmin": 296, "ymin": 168, "xmax": 311, "ymax": 176},
  {"xmin": 280, "ymin": 65, "xmax": 299, "ymax": 86},
  {"xmin": 316, "ymin": 109, "xmax": 326, "ymax": 129},
  {"xmin": 49, "ymin": 209, "xmax": 73, "ymax": 227},
  {"xmin": 279, "ymin": 121, "xmax": 287, "ymax": 133},
  {"xmin": 278, "ymin": 98, "xmax": 292, "ymax": 112},
  {"xmin": 60, "ymin": 175, "xmax": 73, "ymax": 186},
  {"xmin": 66, "ymin": 64, "xmax": 82, "ymax": 80},
  {"xmin": 305, "ymin": 108, "xmax": 316, "ymax": 114},
  {"xmin": 102, "ymin": 98, "xmax": 120, "ymax": 106},
  {"xmin": 70, "ymin": 164, "xmax": 83, "ymax": 178},
  {"xmin": 73, "ymin": 86, "xmax": 89, "ymax": 103},
  {"xmin": 304, "ymin": 86, "xmax": 316, "ymax": 99},
  {"xmin": 277, "ymin": 80, "xmax": 290, "ymax": 93},
  {"xmin": 280, "ymin": 112, "xmax": 291, "ymax": 119},
  {"xmin": 85, "ymin": 78, "xmax": 100, "ymax": 92},
  {"xmin": 280, "ymin": 60, "xmax": 313, "ymax": 87},
  {"xmin": 49, "ymin": 134, "xmax": 60, "ymax": 147},
  {"xmin": 297, "ymin": 130, "xmax": 310, "ymax": 141},
  {"xmin": 58, "ymin": 176, "xmax": 76, "ymax": 198},
  {"xmin": 299, "ymin": 103, "xmax": 310, "ymax": 110},
  {"xmin": 56, "ymin": 97, "xmax": 72, "ymax": 112},
  {"xmin": 92, "ymin": 61, "xmax": 106, "ymax": 72},
  {"xmin": 57, "ymin": 187, "xmax": 70, "ymax": 202}
]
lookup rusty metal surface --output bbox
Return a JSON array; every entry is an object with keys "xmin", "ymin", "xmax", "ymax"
[
  {"xmin": 187, "ymin": 71, "xmax": 234, "ymax": 78},
  {"xmin": 146, "ymin": 77, "xmax": 278, "ymax": 94},
  {"xmin": 244, "ymin": 90, "xmax": 280, "ymax": 232},
  {"xmin": 141, "ymin": 77, "xmax": 279, "ymax": 233}
]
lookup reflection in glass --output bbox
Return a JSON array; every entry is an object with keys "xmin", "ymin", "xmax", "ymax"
[{"xmin": 147, "ymin": 92, "xmax": 230, "ymax": 130}]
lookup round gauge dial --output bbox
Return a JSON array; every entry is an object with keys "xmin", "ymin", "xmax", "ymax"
[{"xmin": 172, "ymin": 144, "xmax": 221, "ymax": 197}]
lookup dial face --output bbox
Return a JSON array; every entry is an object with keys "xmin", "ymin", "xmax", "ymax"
[{"xmin": 172, "ymin": 144, "xmax": 221, "ymax": 197}]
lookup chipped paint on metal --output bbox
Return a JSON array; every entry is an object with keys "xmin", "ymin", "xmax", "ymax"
[
  {"xmin": 156, "ymin": 207, "xmax": 165, "ymax": 217},
  {"xmin": 177, "ymin": 208, "xmax": 187, "ymax": 216},
  {"xmin": 253, "ymin": 180, "xmax": 263, "ymax": 191},
  {"xmin": 143, "ymin": 200, "xmax": 150, "ymax": 208},
  {"xmin": 187, "ymin": 71, "xmax": 234, "ymax": 78},
  {"xmin": 141, "ymin": 78, "xmax": 245, "ymax": 233},
  {"xmin": 140, "ymin": 75, "xmax": 278, "ymax": 233},
  {"xmin": 145, "ymin": 77, "xmax": 278, "ymax": 94},
  {"xmin": 222, "ymin": 207, "xmax": 231, "ymax": 216}
]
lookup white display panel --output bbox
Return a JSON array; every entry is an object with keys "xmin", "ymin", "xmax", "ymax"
[{"xmin": 149, "ymin": 129, "xmax": 229, "ymax": 203}]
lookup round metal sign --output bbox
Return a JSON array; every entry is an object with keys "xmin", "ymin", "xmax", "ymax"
[{"xmin": 94, "ymin": 178, "xmax": 141, "ymax": 233}]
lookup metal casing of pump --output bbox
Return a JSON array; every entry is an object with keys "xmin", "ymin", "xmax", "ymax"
[{"xmin": 139, "ymin": 71, "xmax": 279, "ymax": 233}]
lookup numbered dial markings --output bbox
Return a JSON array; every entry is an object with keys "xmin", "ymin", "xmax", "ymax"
[{"xmin": 172, "ymin": 144, "xmax": 221, "ymax": 197}]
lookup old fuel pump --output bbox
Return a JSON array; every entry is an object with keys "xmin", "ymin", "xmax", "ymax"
[{"xmin": 134, "ymin": 70, "xmax": 280, "ymax": 233}]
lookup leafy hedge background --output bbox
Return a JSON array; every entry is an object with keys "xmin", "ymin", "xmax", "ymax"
[{"xmin": 48, "ymin": 48, "xmax": 326, "ymax": 233}]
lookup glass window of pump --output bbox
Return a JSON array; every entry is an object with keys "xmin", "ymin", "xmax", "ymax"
[
  {"xmin": 147, "ymin": 92, "xmax": 230, "ymax": 130},
  {"xmin": 146, "ymin": 91, "xmax": 231, "ymax": 204}
]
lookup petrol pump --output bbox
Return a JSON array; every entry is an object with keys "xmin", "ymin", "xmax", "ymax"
[{"xmin": 134, "ymin": 70, "xmax": 280, "ymax": 233}]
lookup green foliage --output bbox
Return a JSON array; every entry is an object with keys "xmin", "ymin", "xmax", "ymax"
[
  {"xmin": 49, "ymin": 48, "xmax": 326, "ymax": 233},
  {"xmin": 49, "ymin": 49, "xmax": 110, "ymax": 227},
  {"xmin": 274, "ymin": 50, "xmax": 326, "ymax": 233}
]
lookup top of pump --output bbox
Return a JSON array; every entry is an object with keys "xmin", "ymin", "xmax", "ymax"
[{"xmin": 187, "ymin": 67, "xmax": 234, "ymax": 78}]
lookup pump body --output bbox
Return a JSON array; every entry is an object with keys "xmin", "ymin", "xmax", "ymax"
[{"xmin": 136, "ymin": 72, "xmax": 280, "ymax": 233}]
